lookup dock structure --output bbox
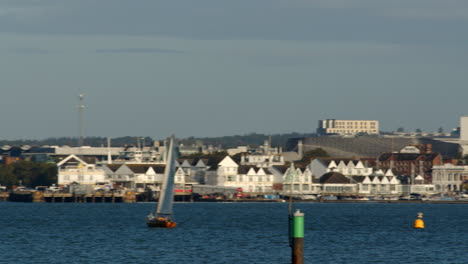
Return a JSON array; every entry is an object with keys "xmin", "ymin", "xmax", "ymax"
[
  {"xmin": 7, "ymin": 191, "xmax": 137, "ymax": 203},
  {"xmin": 0, "ymin": 192, "xmax": 8, "ymax": 201}
]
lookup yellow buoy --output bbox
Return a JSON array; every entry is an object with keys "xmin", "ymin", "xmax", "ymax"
[{"xmin": 413, "ymin": 212, "xmax": 425, "ymax": 229}]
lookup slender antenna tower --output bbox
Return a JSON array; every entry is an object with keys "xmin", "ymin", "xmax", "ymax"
[{"xmin": 78, "ymin": 94, "xmax": 85, "ymax": 147}]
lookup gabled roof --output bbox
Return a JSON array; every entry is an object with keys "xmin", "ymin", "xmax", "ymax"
[
  {"xmin": 355, "ymin": 161, "xmax": 365, "ymax": 169},
  {"xmin": 57, "ymin": 154, "xmax": 90, "ymax": 167},
  {"xmin": 381, "ymin": 176, "xmax": 390, "ymax": 184},
  {"xmin": 195, "ymin": 159, "xmax": 207, "ymax": 167},
  {"xmin": 238, "ymin": 165, "xmax": 271, "ymax": 175},
  {"xmin": 218, "ymin": 156, "xmax": 239, "ymax": 167},
  {"xmin": 180, "ymin": 160, "xmax": 193, "ymax": 168},
  {"xmin": 104, "ymin": 164, "xmax": 121, "ymax": 172}
]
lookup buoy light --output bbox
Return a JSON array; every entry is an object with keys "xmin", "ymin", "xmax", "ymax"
[{"xmin": 413, "ymin": 212, "xmax": 425, "ymax": 229}]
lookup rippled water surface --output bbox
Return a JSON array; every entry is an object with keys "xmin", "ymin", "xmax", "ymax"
[{"xmin": 0, "ymin": 202, "xmax": 466, "ymax": 264}]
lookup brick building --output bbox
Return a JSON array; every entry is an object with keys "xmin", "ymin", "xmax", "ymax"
[{"xmin": 377, "ymin": 152, "xmax": 443, "ymax": 183}]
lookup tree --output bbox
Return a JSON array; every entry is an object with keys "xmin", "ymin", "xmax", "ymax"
[
  {"xmin": 415, "ymin": 128, "xmax": 422, "ymax": 133},
  {"xmin": 438, "ymin": 127, "xmax": 444, "ymax": 133},
  {"xmin": 300, "ymin": 148, "xmax": 329, "ymax": 163},
  {"xmin": 0, "ymin": 165, "xmax": 17, "ymax": 188},
  {"xmin": 397, "ymin": 127, "xmax": 405, "ymax": 133}
]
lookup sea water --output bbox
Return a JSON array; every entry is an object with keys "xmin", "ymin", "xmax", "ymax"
[{"xmin": 0, "ymin": 202, "xmax": 466, "ymax": 264}]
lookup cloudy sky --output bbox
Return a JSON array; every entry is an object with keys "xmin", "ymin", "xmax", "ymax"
[{"xmin": 1, "ymin": 0, "xmax": 467, "ymax": 139}]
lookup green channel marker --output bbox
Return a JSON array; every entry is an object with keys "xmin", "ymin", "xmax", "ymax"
[
  {"xmin": 292, "ymin": 209, "xmax": 304, "ymax": 264},
  {"xmin": 293, "ymin": 210, "xmax": 304, "ymax": 238}
]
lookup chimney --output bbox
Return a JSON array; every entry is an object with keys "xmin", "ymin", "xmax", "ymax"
[
  {"xmin": 107, "ymin": 137, "xmax": 112, "ymax": 164},
  {"xmin": 297, "ymin": 140, "xmax": 304, "ymax": 158},
  {"xmin": 426, "ymin": 144, "xmax": 432, "ymax": 153}
]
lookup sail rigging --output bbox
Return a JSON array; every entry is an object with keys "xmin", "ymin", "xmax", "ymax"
[{"xmin": 156, "ymin": 135, "xmax": 176, "ymax": 216}]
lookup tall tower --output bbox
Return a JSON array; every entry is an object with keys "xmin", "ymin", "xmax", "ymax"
[
  {"xmin": 78, "ymin": 94, "xmax": 85, "ymax": 147},
  {"xmin": 461, "ymin": 116, "xmax": 468, "ymax": 142}
]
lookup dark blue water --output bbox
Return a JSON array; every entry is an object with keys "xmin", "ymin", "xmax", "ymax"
[{"xmin": 0, "ymin": 202, "xmax": 466, "ymax": 264}]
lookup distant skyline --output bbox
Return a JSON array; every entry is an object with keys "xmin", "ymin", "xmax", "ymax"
[{"xmin": 1, "ymin": 0, "xmax": 467, "ymax": 139}]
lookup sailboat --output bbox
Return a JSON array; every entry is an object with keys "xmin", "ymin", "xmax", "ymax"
[{"xmin": 146, "ymin": 135, "xmax": 177, "ymax": 228}]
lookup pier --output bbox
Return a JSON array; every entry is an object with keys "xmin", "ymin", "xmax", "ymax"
[{"xmin": 7, "ymin": 191, "xmax": 137, "ymax": 203}]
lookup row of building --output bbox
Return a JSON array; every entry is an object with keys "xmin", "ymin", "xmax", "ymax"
[{"xmin": 56, "ymin": 141, "xmax": 466, "ymax": 196}]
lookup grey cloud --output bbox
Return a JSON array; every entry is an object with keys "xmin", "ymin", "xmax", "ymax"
[
  {"xmin": 95, "ymin": 48, "xmax": 184, "ymax": 54},
  {"xmin": 0, "ymin": 0, "xmax": 467, "ymax": 45},
  {"xmin": 8, "ymin": 48, "xmax": 53, "ymax": 54}
]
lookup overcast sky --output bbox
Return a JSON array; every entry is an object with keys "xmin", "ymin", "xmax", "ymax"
[{"xmin": 1, "ymin": 0, "xmax": 467, "ymax": 140}]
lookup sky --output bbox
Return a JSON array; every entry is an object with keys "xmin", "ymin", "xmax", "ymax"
[{"xmin": 1, "ymin": 0, "xmax": 467, "ymax": 140}]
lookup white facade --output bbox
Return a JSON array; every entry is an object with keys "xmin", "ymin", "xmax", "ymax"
[
  {"xmin": 216, "ymin": 156, "xmax": 276, "ymax": 193},
  {"xmin": 57, "ymin": 155, "xmax": 108, "ymax": 186},
  {"xmin": 461, "ymin": 116, "xmax": 468, "ymax": 142},
  {"xmin": 308, "ymin": 158, "xmax": 373, "ymax": 179},
  {"xmin": 318, "ymin": 119, "xmax": 379, "ymax": 135},
  {"xmin": 281, "ymin": 164, "xmax": 318, "ymax": 194},
  {"xmin": 240, "ymin": 153, "xmax": 285, "ymax": 168},
  {"xmin": 432, "ymin": 163, "xmax": 467, "ymax": 193}
]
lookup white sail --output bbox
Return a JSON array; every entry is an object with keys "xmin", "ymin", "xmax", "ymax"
[{"xmin": 156, "ymin": 135, "xmax": 176, "ymax": 216}]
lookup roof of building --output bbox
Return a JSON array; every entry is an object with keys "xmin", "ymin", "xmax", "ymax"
[
  {"xmin": 378, "ymin": 153, "xmax": 440, "ymax": 162},
  {"xmin": 319, "ymin": 172, "xmax": 351, "ymax": 184}
]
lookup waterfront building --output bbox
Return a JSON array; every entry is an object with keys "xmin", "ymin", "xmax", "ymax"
[
  {"xmin": 353, "ymin": 169, "xmax": 401, "ymax": 195},
  {"xmin": 240, "ymin": 153, "xmax": 284, "ymax": 168},
  {"xmin": 317, "ymin": 119, "xmax": 379, "ymax": 135},
  {"xmin": 377, "ymin": 151, "xmax": 443, "ymax": 183},
  {"xmin": 57, "ymin": 154, "xmax": 108, "ymax": 186},
  {"xmin": 308, "ymin": 158, "xmax": 374, "ymax": 179},
  {"xmin": 216, "ymin": 156, "xmax": 277, "ymax": 193},
  {"xmin": 271, "ymin": 164, "xmax": 318, "ymax": 194},
  {"xmin": 432, "ymin": 163, "xmax": 468, "ymax": 193}
]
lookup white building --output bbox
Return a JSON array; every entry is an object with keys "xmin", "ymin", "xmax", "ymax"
[
  {"xmin": 216, "ymin": 156, "xmax": 278, "ymax": 193},
  {"xmin": 308, "ymin": 158, "xmax": 373, "ymax": 179},
  {"xmin": 274, "ymin": 164, "xmax": 318, "ymax": 194},
  {"xmin": 317, "ymin": 119, "xmax": 379, "ymax": 135},
  {"xmin": 57, "ymin": 155, "xmax": 108, "ymax": 186},
  {"xmin": 432, "ymin": 163, "xmax": 467, "ymax": 193},
  {"xmin": 240, "ymin": 153, "xmax": 285, "ymax": 168}
]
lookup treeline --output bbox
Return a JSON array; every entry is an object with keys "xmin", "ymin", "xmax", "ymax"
[
  {"xmin": 179, "ymin": 132, "xmax": 316, "ymax": 148},
  {"xmin": 0, "ymin": 161, "xmax": 57, "ymax": 188},
  {"xmin": 0, "ymin": 136, "xmax": 153, "ymax": 148},
  {"xmin": 1, "ymin": 132, "xmax": 315, "ymax": 149}
]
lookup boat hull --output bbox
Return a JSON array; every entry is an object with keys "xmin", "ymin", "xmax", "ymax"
[{"xmin": 146, "ymin": 218, "xmax": 177, "ymax": 228}]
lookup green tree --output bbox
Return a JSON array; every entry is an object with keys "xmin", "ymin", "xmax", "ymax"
[
  {"xmin": 0, "ymin": 165, "xmax": 17, "ymax": 188},
  {"xmin": 300, "ymin": 148, "xmax": 329, "ymax": 163},
  {"xmin": 12, "ymin": 161, "xmax": 35, "ymax": 187},
  {"xmin": 397, "ymin": 127, "xmax": 405, "ymax": 132}
]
